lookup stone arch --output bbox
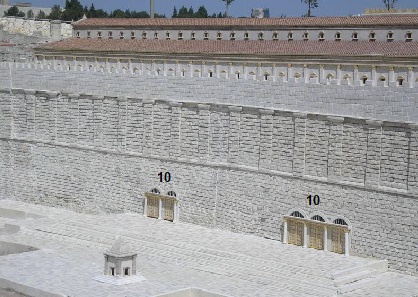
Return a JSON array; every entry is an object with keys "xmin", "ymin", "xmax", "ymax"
[
  {"xmin": 208, "ymin": 69, "xmax": 214, "ymax": 78},
  {"xmin": 133, "ymin": 67, "xmax": 139, "ymax": 74},
  {"xmin": 361, "ymin": 75, "xmax": 369, "ymax": 85},
  {"xmin": 397, "ymin": 76, "xmax": 405, "ymax": 86},
  {"xmin": 167, "ymin": 191, "xmax": 176, "ymax": 197},
  {"xmin": 326, "ymin": 73, "xmax": 334, "ymax": 80},
  {"xmin": 378, "ymin": 75, "xmax": 386, "ymax": 81},
  {"xmin": 194, "ymin": 69, "xmax": 200, "ymax": 72},
  {"xmin": 88, "ymin": 64, "xmax": 94, "ymax": 71},
  {"xmin": 181, "ymin": 69, "xmax": 186, "ymax": 77},
  {"xmin": 150, "ymin": 188, "xmax": 161, "ymax": 194},
  {"xmin": 235, "ymin": 70, "xmax": 241, "ymax": 79},
  {"xmin": 99, "ymin": 65, "xmax": 105, "ymax": 72},
  {"xmin": 318, "ymin": 31, "xmax": 325, "ymax": 40},
  {"xmin": 249, "ymin": 71, "xmax": 256, "ymax": 75},
  {"xmin": 309, "ymin": 73, "xmax": 317, "ymax": 78},
  {"xmin": 278, "ymin": 72, "xmax": 285, "ymax": 77},
  {"xmin": 331, "ymin": 216, "xmax": 352, "ymax": 227},
  {"xmin": 343, "ymin": 73, "xmax": 351, "ymax": 80},
  {"xmin": 287, "ymin": 208, "xmax": 307, "ymax": 218},
  {"xmin": 335, "ymin": 31, "xmax": 342, "ymax": 40},
  {"xmin": 310, "ymin": 212, "xmax": 328, "ymax": 222},
  {"xmin": 263, "ymin": 71, "xmax": 270, "ymax": 80}
]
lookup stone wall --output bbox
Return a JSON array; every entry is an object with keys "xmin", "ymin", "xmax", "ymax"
[
  {"xmin": 0, "ymin": 88, "xmax": 417, "ymax": 274},
  {"xmin": 0, "ymin": 17, "xmax": 72, "ymax": 39},
  {"xmin": 0, "ymin": 63, "xmax": 418, "ymax": 122}
]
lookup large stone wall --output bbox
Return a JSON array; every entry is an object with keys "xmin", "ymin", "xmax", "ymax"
[
  {"xmin": 0, "ymin": 88, "xmax": 417, "ymax": 274},
  {"xmin": 0, "ymin": 17, "xmax": 72, "ymax": 39},
  {"xmin": 1, "ymin": 64, "xmax": 418, "ymax": 122}
]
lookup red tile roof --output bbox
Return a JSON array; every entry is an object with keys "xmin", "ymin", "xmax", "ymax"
[
  {"xmin": 73, "ymin": 15, "xmax": 418, "ymax": 29},
  {"xmin": 36, "ymin": 39, "xmax": 418, "ymax": 58}
]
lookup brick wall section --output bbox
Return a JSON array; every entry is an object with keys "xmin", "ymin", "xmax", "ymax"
[
  {"xmin": 0, "ymin": 88, "xmax": 418, "ymax": 274},
  {"xmin": 1, "ymin": 64, "xmax": 418, "ymax": 123}
]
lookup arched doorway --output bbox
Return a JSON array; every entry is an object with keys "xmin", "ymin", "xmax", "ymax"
[
  {"xmin": 330, "ymin": 218, "xmax": 349, "ymax": 254},
  {"xmin": 308, "ymin": 215, "xmax": 325, "ymax": 250},
  {"xmin": 287, "ymin": 211, "xmax": 304, "ymax": 246}
]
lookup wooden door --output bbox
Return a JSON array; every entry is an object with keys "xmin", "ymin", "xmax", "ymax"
[
  {"xmin": 163, "ymin": 198, "xmax": 175, "ymax": 221},
  {"xmin": 330, "ymin": 227, "xmax": 345, "ymax": 254},
  {"xmin": 147, "ymin": 196, "xmax": 159, "ymax": 218},
  {"xmin": 288, "ymin": 221, "xmax": 304, "ymax": 246},
  {"xmin": 309, "ymin": 224, "xmax": 324, "ymax": 250}
]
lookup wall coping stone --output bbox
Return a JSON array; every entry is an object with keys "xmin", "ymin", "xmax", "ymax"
[
  {"xmin": 228, "ymin": 106, "xmax": 242, "ymax": 112},
  {"xmin": 327, "ymin": 116, "xmax": 345, "ymax": 123},
  {"xmin": 259, "ymin": 109, "xmax": 275, "ymax": 115},
  {"xmin": 292, "ymin": 112, "xmax": 308, "ymax": 118},
  {"xmin": 198, "ymin": 104, "xmax": 211, "ymax": 110},
  {"xmin": 169, "ymin": 101, "xmax": 182, "ymax": 107},
  {"xmin": 366, "ymin": 119, "xmax": 383, "ymax": 126},
  {"xmin": 142, "ymin": 99, "xmax": 155, "ymax": 104}
]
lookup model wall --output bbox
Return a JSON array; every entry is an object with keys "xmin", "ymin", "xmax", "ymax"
[
  {"xmin": 0, "ymin": 89, "xmax": 417, "ymax": 274},
  {"xmin": 0, "ymin": 65, "xmax": 418, "ymax": 123}
]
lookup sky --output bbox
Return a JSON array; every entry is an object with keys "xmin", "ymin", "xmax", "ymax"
[{"xmin": 24, "ymin": 0, "xmax": 418, "ymax": 18}]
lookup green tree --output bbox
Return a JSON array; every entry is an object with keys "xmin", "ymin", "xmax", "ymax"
[
  {"xmin": 382, "ymin": 0, "xmax": 398, "ymax": 11},
  {"xmin": 48, "ymin": 5, "xmax": 63, "ymax": 20},
  {"xmin": 62, "ymin": 0, "xmax": 84, "ymax": 21},
  {"xmin": 26, "ymin": 9, "xmax": 34, "ymax": 19},
  {"xmin": 5, "ymin": 6, "xmax": 25, "ymax": 17},
  {"xmin": 36, "ymin": 10, "xmax": 46, "ymax": 19},
  {"xmin": 195, "ymin": 6, "xmax": 208, "ymax": 18},
  {"xmin": 188, "ymin": 6, "xmax": 194, "ymax": 16},
  {"xmin": 177, "ymin": 6, "xmax": 188, "ymax": 18},
  {"xmin": 221, "ymin": 0, "xmax": 234, "ymax": 17},
  {"xmin": 172, "ymin": 6, "xmax": 178, "ymax": 18},
  {"xmin": 301, "ymin": 0, "xmax": 318, "ymax": 17}
]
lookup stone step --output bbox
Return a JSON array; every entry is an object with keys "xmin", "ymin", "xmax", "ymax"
[
  {"xmin": 334, "ymin": 269, "xmax": 381, "ymax": 287},
  {"xmin": 337, "ymin": 276, "xmax": 381, "ymax": 294}
]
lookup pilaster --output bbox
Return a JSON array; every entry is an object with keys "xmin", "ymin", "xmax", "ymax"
[
  {"xmin": 408, "ymin": 67, "xmax": 414, "ymax": 88},
  {"xmin": 407, "ymin": 123, "xmax": 418, "ymax": 194},
  {"xmin": 228, "ymin": 106, "xmax": 242, "ymax": 165},
  {"xmin": 292, "ymin": 112, "xmax": 307, "ymax": 176},
  {"xmin": 169, "ymin": 102, "xmax": 182, "ymax": 159},
  {"xmin": 142, "ymin": 99, "xmax": 155, "ymax": 156},
  {"xmin": 198, "ymin": 104, "xmax": 211, "ymax": 160},
  {"xmin": 258, "ymin": 109, "xmax": 275, "ymax": 170},
  {"xmin": 327, "ymin": 116, "xmax": 344, "ymax": 182},
  {"xmin": 365, "ymin": 120, "xmax": 383, "ymax": 188}
]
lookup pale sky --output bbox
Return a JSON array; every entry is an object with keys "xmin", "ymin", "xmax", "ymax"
[{"xmin": 21, "ymin": 0, "xmax": 418, "ymax": 17}]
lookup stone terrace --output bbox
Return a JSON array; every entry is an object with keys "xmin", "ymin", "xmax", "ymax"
[{"xmin": 0, "ymin": 200, "xmax": 418, "ymax": 297}]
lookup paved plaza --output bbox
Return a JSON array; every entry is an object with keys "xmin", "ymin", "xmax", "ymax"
[{"xmin": 0, "ymin": 200, "xmax": 417, "ymax": 297}]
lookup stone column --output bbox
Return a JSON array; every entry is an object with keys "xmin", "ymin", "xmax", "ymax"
[
  {"xmin": 169, "ymin": 102, "xmax": 182, "ymax": 159},
  {"xmin": 228, "ymin": 106, "xmax": 242, "ymax": 165},
  {"xmin": 287, "ymin": 63, "xmax": 292, "ymax": 81},
  {"xmin": 292, "ymin": 112, "xmax": 307, "ymax": 176},
  {"xmin": 303, "ymin": 222, "xmax": 308, "ymax": 248},
  {"xmin": 174, "ymin": 200, "xmax": 179, "ymax": 223},
  {"xmin": 304, "ymin": 64, "xmax": 308, "ymax": 83},
  {"xmin": 319, "ymin": 64, "xmax": 324, "ymax": 82},
  {"xmin": 143, "ymin": 196, "xmax": 148, "ymax": 217},
  {"xmin": 344, "ymin": 230, "xmax": 350, "ymax": 256},
  {"xmin": 198, "ymin": 104, "xmax": 211, "ymax": 160},
  {"xmin": 258, "ymin": 109, "xmax": 274, "ymax": 170},
  {"xmin": 365, "ymin": 120, "xmax": 383, "ymax": 188},
  {"xmin": 115, "ymin": 259, "xmax": 121, "ymax": 276},
  {"xmin": 132, "ymin": 255, "xmax": 137, "ymax": 275},
  {"xmin": 389, "ymin": 66, "xmax": 395, "ymax": 86},
  {"xmin": 327, "ymin": 116, "xmax": 344, "ymax": 182},
  {"xmin": 323, "ymin": 226, "xmax": 328, "ymax": 252},
  {"xmin": 158, "ymin": 198, "xmax": 163, "ymax": 220},
  {"xmin": 353, "ymin": 65, "xmax": 359, "ymax": 86},
  {"xmin": 337, "ymin": 64, "xmax": 341, "ymax": 85},
  {"xmin": 283, "ymin": 219, "xmax": 288, "ymax": 244},
  {"xmin": 407, "ymin": 124, "xmax": 418, "ymax": 194},
  {"xmin": 104, "ymin": 255, "xmax": 108, "ymax": 275},
  {"xmin": 371, "ymin": 66, "xmax": 377, "ymax": 87},
  {"xmin": 408, "ymin": 67, "xmax": 414, "ymax": 88},
  {"xmin": 142, "ymin": 99, "xmax": 155, "ymax": 156}
]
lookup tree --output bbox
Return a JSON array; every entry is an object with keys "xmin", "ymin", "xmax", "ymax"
[
  {"xmin": 301, "ymin": 0, "xmax": 318, "ymax": 17},
  {"xmin": 177, "ymin": 6, "xmax": 188, "ymax": 18},
  {"xmin": 48, "ymin": 5, "xmax": 63, "ymax": 20},
  {"xmin": 4, "ymin": 6, "xmax": 25, "ymax": 17},
  {"xmin": 172, "ymin": 6, "xmax": 178, "ymax": 18},
  {"xmin": 36, "ymin": 10, "xmax": 46, "ymax": 19},
  {"xmin": 62, "ymin": 0, "xmax": 84, "ymax": 21},
  {"xmin": 27, "ymin": 9, "xmax": 34, "ymax": 19},
  {"xmin": 195, "ymin": 6, "xmax": 208, "ymax": 18},
  {"xmin": 221, "ymin": 0, "xmax": 234, "ymax": 17},
  {"xmin": 382, "ymin": 0, "xmax": 397, "ymax": 11}
]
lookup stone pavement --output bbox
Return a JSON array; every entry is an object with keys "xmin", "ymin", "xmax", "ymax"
[{"xmin": 0, "ymin": 200, "xmax": 417, "ymax": 297}]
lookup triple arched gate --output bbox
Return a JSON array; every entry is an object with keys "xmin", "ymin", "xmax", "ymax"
[{"xmin": 283, "ymin": 211, "xmax": 351, "ymax": 255}]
